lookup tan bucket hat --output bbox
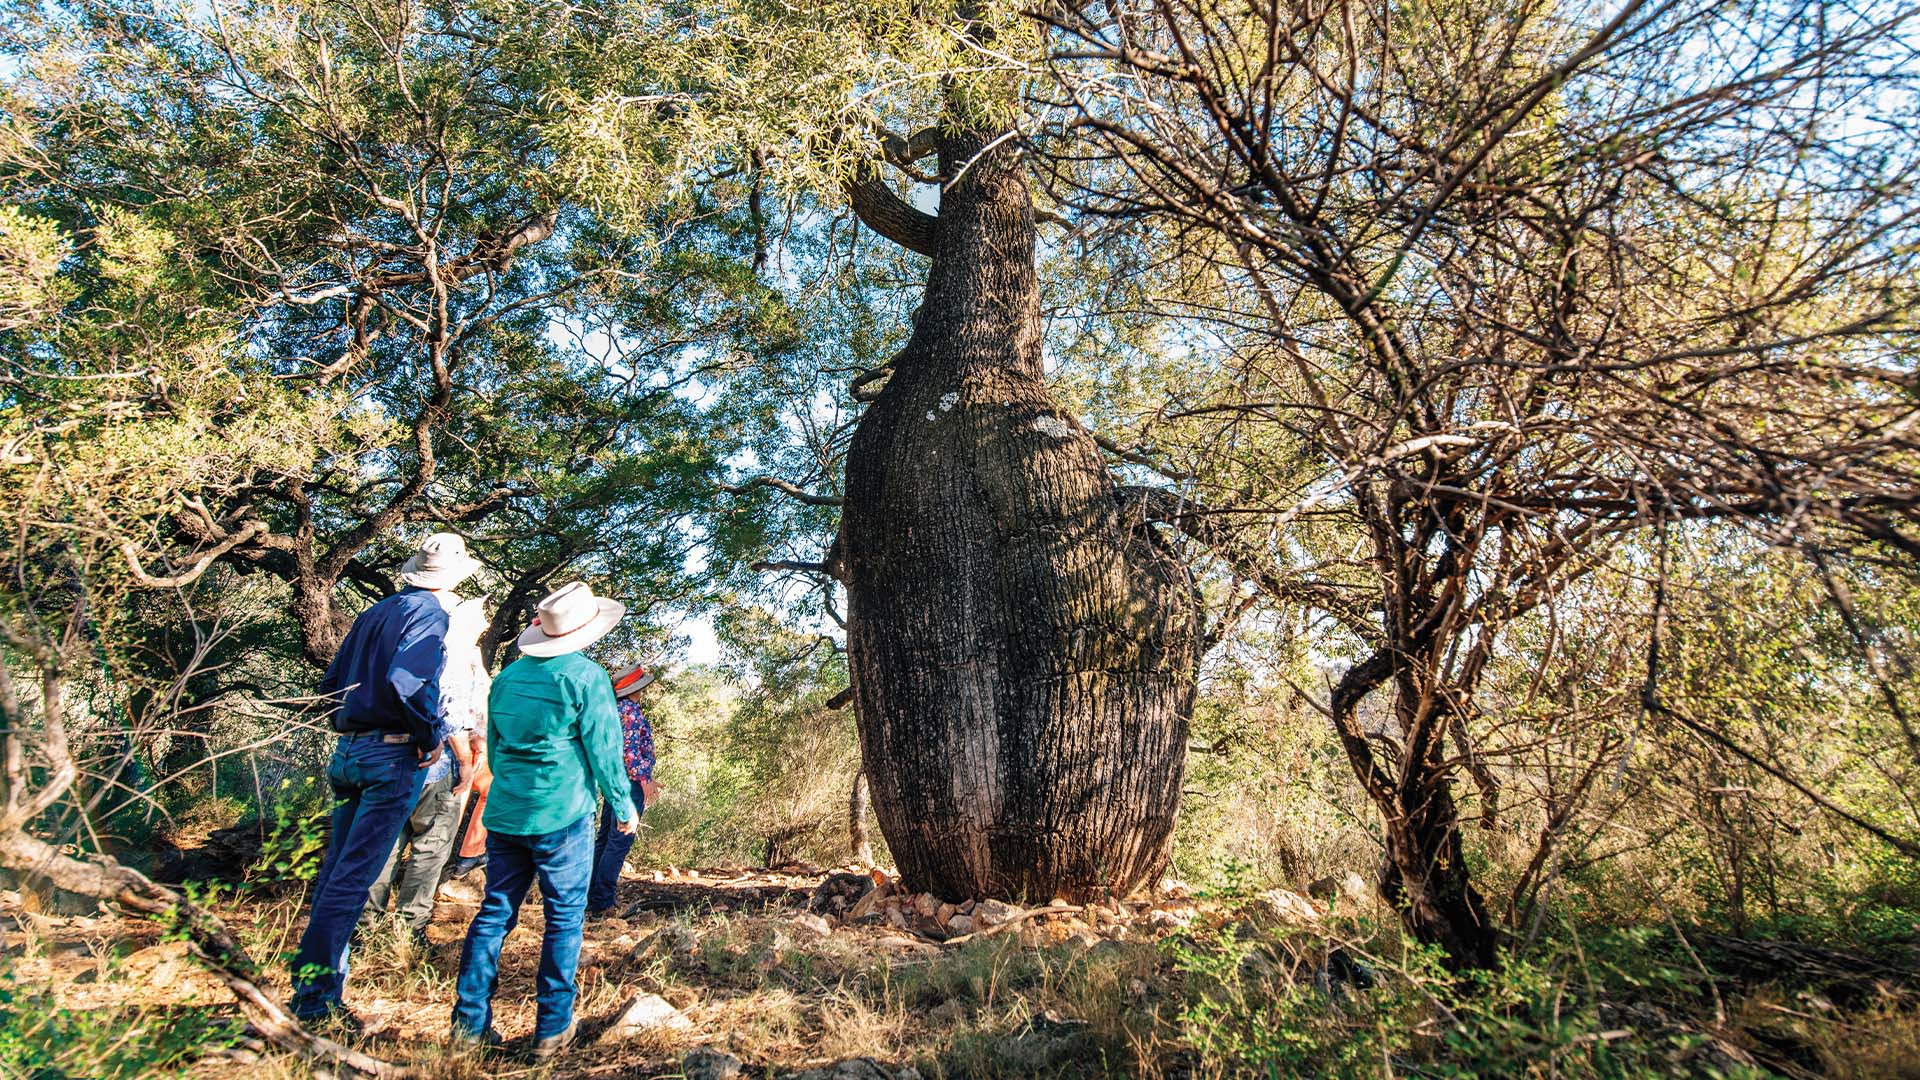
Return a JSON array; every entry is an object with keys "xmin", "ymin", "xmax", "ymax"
[{"xmin": 399, "ymin": 532, "xmax": 481, "ymax": 590}]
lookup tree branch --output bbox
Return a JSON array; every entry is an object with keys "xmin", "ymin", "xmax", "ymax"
[
  {"xmin": 1117, "ymin": 486, "xmax": 1381, "ymax": 642},
  {"xmin": 1093, "ymin": 432, "xmax": 1194, "ymax": 481},
  {"xmin": 751, "ymin": 560, "xmax": 831, "ymax": 575},
  {"xmin": 719, "ymin": 476, "xmax": 844, "ymax": 507},
  {"xmin": 879, "ymin": 125, "xmax": 941, "ymax": 167},
  {"xmin": 119, "ymin": 522, "xmax": 269, "ymax": 589},
  {"xmin": 847, "ymin": 178, "xmax": 941, "ymax": 257}
]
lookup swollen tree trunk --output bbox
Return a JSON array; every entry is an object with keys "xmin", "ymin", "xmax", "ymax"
[{"xmin": 840, "ymin": 126, "xmax": 1201, "ymax": 902}]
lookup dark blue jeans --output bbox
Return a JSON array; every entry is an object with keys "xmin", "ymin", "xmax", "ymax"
[
  {"xmin": 290, "ymin": 736, "xmax": 424, "ymax": 1020},
  {"xmin": 451, "ymin": 812, "xmax": 595, "ymax": 1041},
  {"xmin": 587, "ymin": 778, "xmax": 646, "ymax": 913}
]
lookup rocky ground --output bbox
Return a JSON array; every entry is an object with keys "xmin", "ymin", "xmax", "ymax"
[
  {"xmin": 1, "ymin": 863, "xmax": 1368, "ymax": 1079},
  {"xmin": 8, "ymin": 861, "xmax": 1917, "ymax": 1079}
]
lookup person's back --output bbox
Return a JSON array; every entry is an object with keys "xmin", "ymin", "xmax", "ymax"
[
  {"xmin": 483, "ymin": 652, "xmax": 623, "ymax": 837},
  {"xmin": 451, "ymin": 580, "xmax": 634, "ymax": 1059},
  {"xmin": 289, "ymin": 533, "xmax": 477, "ymax": 1029},
  {"xmin": 322, "ymin": 589, "xmax": 450, "ymax": 742}
]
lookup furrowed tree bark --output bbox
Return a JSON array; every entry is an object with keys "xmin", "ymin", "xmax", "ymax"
[{"xmin": 840, "ymin": 123, "xmax": 1202, "ymax": 902}]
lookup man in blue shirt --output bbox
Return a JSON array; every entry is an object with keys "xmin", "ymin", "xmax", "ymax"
[
  {"xmin": 289, "ymin": 532, "xmax": 479, "ymax": 1028},
  {"xmin": 362, "ymin": 595, "xmax": 489, "ymax": 948}
]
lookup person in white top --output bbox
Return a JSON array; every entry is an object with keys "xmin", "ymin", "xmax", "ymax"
[{"xmin": 363, "ymin": 594, "xmax": 491, "ymax": 945}]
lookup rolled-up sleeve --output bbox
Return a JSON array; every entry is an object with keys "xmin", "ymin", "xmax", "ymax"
[{"xmin": 389, "ymin": 604, "xmax": 451, "ymax": 751}]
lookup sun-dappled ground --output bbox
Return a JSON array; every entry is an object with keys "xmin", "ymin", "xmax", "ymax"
[{"xmin": 7, "ymin": 861, "xmax": 1920, "ymax": 1079}]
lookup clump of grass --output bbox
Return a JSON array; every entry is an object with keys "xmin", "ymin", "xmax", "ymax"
[{"xmin": 348, "ymin": 915, "xmax": 459, "ymax": 1004}]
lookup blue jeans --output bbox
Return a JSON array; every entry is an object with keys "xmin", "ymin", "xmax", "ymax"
[
  {"xmin": 290, "ymin": 736, "xmax": 424, "ymax": 1019},
  {"xmin": 587, "ymin": 779, "xmax": 646, "ymax": 913},
  {"xmin": 451, "ymin": 813, "xmax": 595, "ymax": 1041}
]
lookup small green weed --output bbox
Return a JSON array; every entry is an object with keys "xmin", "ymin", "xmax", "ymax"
[{"xmin": 248, "ymin": 776, "xmax": 332, "ymax": 887}]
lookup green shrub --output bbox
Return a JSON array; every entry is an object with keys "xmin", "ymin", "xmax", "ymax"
[
  {"xmin": 247, "ymin": 775, "xmax": 331, "ymax": 886},
  {"xmin": 1167, "ymin": 925, "xmax": 1779, "ymax": 1079}
]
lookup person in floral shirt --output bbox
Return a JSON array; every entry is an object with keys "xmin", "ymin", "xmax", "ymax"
[{"xmin": 587, "ymin": 662, "xmax": 657, "ymax": 915}]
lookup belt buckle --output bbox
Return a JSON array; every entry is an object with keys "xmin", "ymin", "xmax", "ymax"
[{"xmin": 382, "ymin": 732, "xmax": 412, "ymax": 746}]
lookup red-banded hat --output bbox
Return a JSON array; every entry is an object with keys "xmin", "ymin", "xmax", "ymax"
[
  {"xmin": 517, "ymin": 581, "xmax": 624, "ymax": 658},
  {"xmin": 610, "ymin": 662, "xmax": 655, "ymax": 698}
]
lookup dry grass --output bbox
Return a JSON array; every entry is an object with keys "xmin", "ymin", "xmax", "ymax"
[{"xmin": 10, "ymin": 872, "xmax": 1920, "ymax": 1080}]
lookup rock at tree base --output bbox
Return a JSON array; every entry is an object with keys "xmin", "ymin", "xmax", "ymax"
[
  {"xmin": 785, "ymin": 1059, "xmax": 921, "ymax": 1080},
  {"xmin": 972, "ymin": 899, "xmax": 1019, "ymax": 928},
  {"xmin": 632, "ymin": 924, "xmax": 700, "ymax": 961},
  {"xmin": 600, "ymin": 992, "xmax": 693, "ymax": 1042},
  {"xmin": 684, "ymin": 1047, "xmax": 744, "ymax": 1080},
  {"xmin": 808, "ymin": 872, "xmax": 874, "ymax": 915},
  {"xmin": 789, "ymin": 912, "xmax": 834, "ymax": 938},
  {"xmin": 1239, "ymin": 889, "xmax": 1320, "ymax": 928},
  {"xmin": 1307, "ymin": 872, "xmax": 1372, "ymax": 907}
]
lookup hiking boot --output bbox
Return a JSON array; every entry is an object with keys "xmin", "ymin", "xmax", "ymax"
[
  {"xmin": 528, "ymin": 1018, "xmax": 577, "ymax": 1062},
  {"xmin": 295, "ymin": 1007, "xmax": 367, "ymax": 1040},
  {"xmin": 443, "ymin": 853, "xmax": 487, "ymax": 881}
]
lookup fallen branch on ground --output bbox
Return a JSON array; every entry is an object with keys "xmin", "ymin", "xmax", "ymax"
[{"xmin": 0, "ymin": 823, "xmax": 422, "ymax": 1078}]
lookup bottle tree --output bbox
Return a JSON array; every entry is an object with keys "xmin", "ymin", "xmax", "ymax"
[
  {"xmin": 825, "ymin": 27, "xmax": 1204, "ymax": 902},
  {"xmin": 654, "ymin": 1, "xmax": 1207, "ymax": 901}
]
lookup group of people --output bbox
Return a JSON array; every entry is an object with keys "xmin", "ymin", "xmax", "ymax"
[{"xmin": 286, "ymin": 532, "xmax": 659, "ymax": 1059}]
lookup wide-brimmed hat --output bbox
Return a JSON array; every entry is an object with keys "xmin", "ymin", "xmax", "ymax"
[
  {"xmin": 610, "ymin": 662, "xmax": 656, "ymax": 698},
  {"xmin": 517, "ymin": 581, "xmax": 625, "ymax": 658},
  {"xmin": 400, "ymin": 532, "xmax": 481, "ymax": 590}
]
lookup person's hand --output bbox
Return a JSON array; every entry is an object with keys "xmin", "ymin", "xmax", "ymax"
[
  {"xmin": 639, "ymin": 777, "xmax": 660, "ymax": 805},
  {"xmin": 419, "ymin": 742, "xmax": 444, "ymax": 769},
  {"xmin": 616, "ymin": 815, "xmax": 637, "ymax": 835}
]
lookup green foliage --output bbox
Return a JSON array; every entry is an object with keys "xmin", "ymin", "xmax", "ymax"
[
  {"xmin": 247, "ymin": 776, "xmax": 333, "ymax": 887},
  {"xmin": 1173, "ymin": 677, "xmax": 1372, "ymax": 895},
  {"xmin": 1168, "ymin": 925, "xmax": 1781, "ymax": 1080},
  {"xmin": 631, "ymin": 609, "xmax": 865, "ymax": 869}
]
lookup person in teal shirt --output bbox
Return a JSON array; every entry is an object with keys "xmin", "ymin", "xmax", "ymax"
[
  {"xmin": 450, "ymin": 581, "xmax": 636, "ymax": 1060},
  {"xmin": 481, "ymin": 650, "xmax": 635, "ymax": 836}
]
